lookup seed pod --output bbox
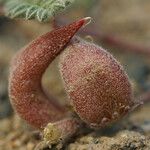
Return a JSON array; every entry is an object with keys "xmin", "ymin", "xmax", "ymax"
[
  {"xmin": 59, "ymin": 38, "xmax": 135, "ymax": 128},
  {"xmin": 9, "ymin": 18, "xmax": 91, "ymax": 129}
]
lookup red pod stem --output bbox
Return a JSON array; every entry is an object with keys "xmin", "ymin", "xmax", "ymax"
[{"xmin": 9, "ymin": 17, "xmax": 91, "ymax": 129}]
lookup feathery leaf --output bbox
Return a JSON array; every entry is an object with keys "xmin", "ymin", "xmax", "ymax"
[{"xmin": 5, "ymin": 0, "xmax": 74, "ymax": 22}]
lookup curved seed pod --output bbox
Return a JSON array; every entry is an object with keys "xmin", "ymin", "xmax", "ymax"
[
  {"xmin": 9, "ymin": 17, "xmax": 91, "ymax": 129},
  {"xmin": 59, "ymin": 38, "xmax": 135, "ymax": 128}
]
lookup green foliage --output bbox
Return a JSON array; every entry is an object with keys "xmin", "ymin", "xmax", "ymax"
[{"xmin": 5, "ymin": 0, "xmax": 74, "ymax": 22}]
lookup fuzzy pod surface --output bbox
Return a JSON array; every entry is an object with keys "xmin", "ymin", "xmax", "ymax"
[
  {"xmin": 9, "ymin": 18, "xmax": 90, "ymax": 129},
  {"xmin": 59, "ymin": 39, "xmax": 135, "ymax": 128}
]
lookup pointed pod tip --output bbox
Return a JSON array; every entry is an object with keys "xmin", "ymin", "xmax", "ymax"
[
  {"xmin": 77, "ymin": 17, "xmax": 92, "ymax": 28},
  {"xmin": 83, "ymin": 17, "xmax": 92, "ymax": 26}
]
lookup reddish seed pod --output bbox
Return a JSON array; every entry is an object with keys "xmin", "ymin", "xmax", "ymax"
[
  {"xmin": 9, "ymin": 15, "xmax": 136, "ymax": 143},
  {"xmin": 59, "ymin": 38, "xmax": 135, "ymax": 128},
  {"xmin": 9, "ymin": 18, "xmax": 90, "ymax": 129}
]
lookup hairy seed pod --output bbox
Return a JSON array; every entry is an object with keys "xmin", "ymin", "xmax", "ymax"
[
  {"xmin": 9, "ymin": 18, "xmax": 91, "ymax": 129},
  {"xmin": 59, "ymin": 38, "xmax": 135, "ymax": 128}
]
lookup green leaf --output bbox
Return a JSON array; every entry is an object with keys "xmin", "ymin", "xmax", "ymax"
[{"xmin": 5, "ymin": 0, "xmax": 74, "ymax": 22}]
